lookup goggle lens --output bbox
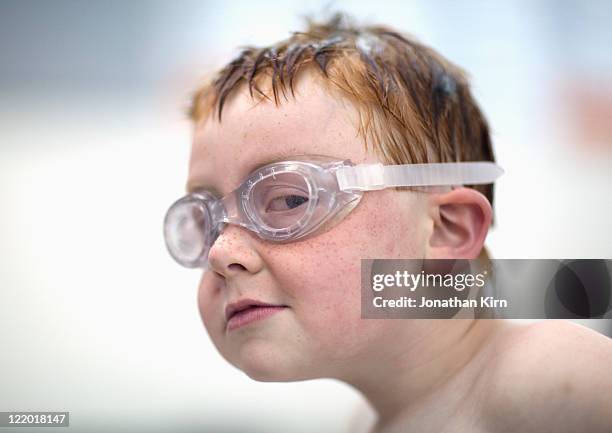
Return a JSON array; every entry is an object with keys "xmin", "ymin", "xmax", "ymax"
[
  {"xmin": 251, "ymin": 171, "xmax": 311, "ymax": 230},
  {"xmin": 164, "ymin": 196, "xmax": 211, "ymax": 267}
]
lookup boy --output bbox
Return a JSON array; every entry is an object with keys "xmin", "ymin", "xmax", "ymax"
[{"xmin": 164, "ymin": 13, "xmax": 612, "ymax": 433}]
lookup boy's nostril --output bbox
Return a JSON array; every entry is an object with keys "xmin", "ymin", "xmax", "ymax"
[{"xmin": 228, "ymin": 263, "xmax": 247, "ymax": 272}]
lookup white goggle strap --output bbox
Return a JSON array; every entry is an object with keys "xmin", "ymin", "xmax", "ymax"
[{"xmin": 335, "ymin": 162, "xmax": 504, "ymax": 191}]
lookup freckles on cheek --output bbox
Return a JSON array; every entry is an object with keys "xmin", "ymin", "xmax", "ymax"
[
  {"xmin": 267, "ymin": 239, "xmax": 362, "ymax": 319},
  {"xmin": 283, "ymin": 247, "xmax": 376, "ymax": 354},
  {"xmin": 354, "ymin": 195, "xmax": 423, "ymax": 258},
  {"xmin": 378, "ymin": 214, "xmax": 419, "ymax": 256},
  {"xmin": 282, "ymin": 245, "xmax": 360, "ymax": 297},
  {"xmin": 262, "ymin": 195, "xmax": 422, "ymax": 326}
]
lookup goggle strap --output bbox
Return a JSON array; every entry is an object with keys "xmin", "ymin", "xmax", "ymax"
[{"xmin": 336, "ymin": 162, "xmax": 504, "ymax": 191}]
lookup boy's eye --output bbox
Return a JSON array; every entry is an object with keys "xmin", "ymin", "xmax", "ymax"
[{"xmin": 266, "ymin": 194, "xmax": 309, "ymax": 211}]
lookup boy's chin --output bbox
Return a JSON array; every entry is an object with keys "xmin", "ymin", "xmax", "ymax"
[
  {"xmin": 235, "ymin": 350, "xmax": 318, "ymax": 382},
  {"xmin": 242, "ymin": 366, "xmax": 317, "ymax": 382},
  {"xmin": 222, "ymin": 335, "xmax": 326, "ymax": 381}
]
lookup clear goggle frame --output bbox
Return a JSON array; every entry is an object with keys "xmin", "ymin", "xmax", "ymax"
[{"xmin": 163, "ymin": 155, "xmax": 504, "ymax": 269}]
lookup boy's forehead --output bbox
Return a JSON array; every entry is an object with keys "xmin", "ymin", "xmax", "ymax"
[{"xmin": 188, "ymin": 78, "xmax": 375, "ymax": 194}]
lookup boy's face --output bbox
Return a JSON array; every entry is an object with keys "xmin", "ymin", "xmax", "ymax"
[{"xmin": 188, "ymin": 74, "xmax": 431, "ymax": 381}]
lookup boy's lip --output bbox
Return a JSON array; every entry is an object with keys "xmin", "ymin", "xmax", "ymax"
[{"xmin": 225, "ymin": 298, "xmax": 288, "ymax": 323}]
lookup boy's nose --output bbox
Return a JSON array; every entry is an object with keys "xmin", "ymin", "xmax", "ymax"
[{"xmin": 207, "ymin": 225, "xmax": 264, "ymax": 277}]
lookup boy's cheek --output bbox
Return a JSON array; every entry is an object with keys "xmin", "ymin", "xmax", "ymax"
[
  {"xmin": 197, "ymin": 285, "xmax": 221, "ymax": 339},
  {"xmin": 267, "ymin": 192, "xmax": 424, "ymax": 299},
  {"xmin": 196, "ymin": 272, "xmax": 230, "ymax": 348},
  {"xmin": 311, "ymin": 191, "xmax": 424, "ymax": 260},
  {"xmin": 266, "ymin": 193, "xmax": 424, "ymax": 335}
]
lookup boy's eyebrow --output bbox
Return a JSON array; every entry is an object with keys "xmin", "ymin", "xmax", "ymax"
[{"xmin": 184, "ymin": 153, "xmax": 297, "ymax": 195}]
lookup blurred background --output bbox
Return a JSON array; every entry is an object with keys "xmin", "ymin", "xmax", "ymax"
[{"xmin": 1, "ymin": 0, "xmax": 611, "ymax": 432}]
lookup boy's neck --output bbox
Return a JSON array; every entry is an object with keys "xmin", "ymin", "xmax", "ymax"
[{"xmin": 344, "ymin": 319, "xmax": 511, "ymax": 432}]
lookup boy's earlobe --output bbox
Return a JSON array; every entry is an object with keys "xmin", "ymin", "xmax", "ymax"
[{"xmin": 426, "ymin": 187, "xmax": 492, "ymax": 259}]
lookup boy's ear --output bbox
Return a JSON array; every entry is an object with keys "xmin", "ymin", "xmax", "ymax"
[{"xmin": 425, "ymin": 187, "xmax": 492, "ymax": 259}]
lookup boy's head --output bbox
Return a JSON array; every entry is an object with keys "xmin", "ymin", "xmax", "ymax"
[
  {"xmin": 183, "ymin": 14, "xmax": 496, "ymax": 381},
  {"xmin": 189, "ymin": 13, "xmax": 496, "ymax": 207}
]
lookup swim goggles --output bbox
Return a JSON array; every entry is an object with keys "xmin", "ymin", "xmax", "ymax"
[{"xmin": 164, "ymin": 155, "xmax": 503, "ymax": 268}]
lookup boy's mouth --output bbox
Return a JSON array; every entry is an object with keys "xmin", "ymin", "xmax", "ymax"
[{"xmin": 225, "ymin": 298, "xmax": 288, "ymax": 322}]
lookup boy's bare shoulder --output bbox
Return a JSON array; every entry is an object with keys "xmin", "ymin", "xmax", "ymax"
[{"xmin": 477, "ymin": 321, "xmax": 612, "ymax": 433}]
